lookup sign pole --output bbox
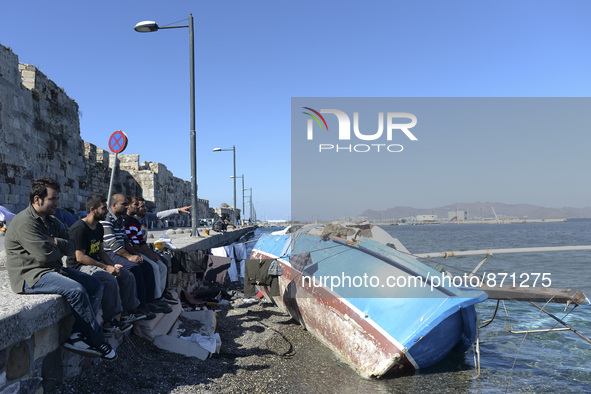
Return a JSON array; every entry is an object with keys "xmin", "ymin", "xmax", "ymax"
[
  {"xmin": 106, "ymin": 153, "xmax": 118, "ymax": 208},
  {"xmin": 106, "ymin": 131, "xmax": 128, "ymax": 208}
]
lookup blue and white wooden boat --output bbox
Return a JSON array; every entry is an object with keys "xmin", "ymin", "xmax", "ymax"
[{"xmin": 251, "ymin": 223, "xmax": 488, "ymax": 378}]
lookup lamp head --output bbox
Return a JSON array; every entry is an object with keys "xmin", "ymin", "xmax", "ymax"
[
  {"xmin": 134, "ymin": 21, "xmax": 159, "ymax": 32},
  {"xmin": 212, "ymin": 148, "xmax": 222, "ymax": 152}
]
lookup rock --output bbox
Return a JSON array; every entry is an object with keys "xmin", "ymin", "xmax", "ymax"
[{"xmin": 152, "ymin": 335, "xmax": 210, "ymax": 360}]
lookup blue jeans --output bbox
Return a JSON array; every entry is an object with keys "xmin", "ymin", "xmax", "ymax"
[
  {"xmin": 24, "ymin": 268, "xmax": 105, "ymax": 347},
  {"xmin": 107, "ymin": 251, "xmax": 156, "ymax": 306}
]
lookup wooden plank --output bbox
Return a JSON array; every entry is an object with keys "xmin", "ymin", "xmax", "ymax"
[
  {"xmin": 479, "ymin": 285, "xmax": 588, "ymax": 305},
  {"xmin": 415, "ymin": 245, "xmax": 591, "ymax": 259}
]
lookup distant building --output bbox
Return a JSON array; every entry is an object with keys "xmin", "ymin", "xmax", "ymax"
[
  {"xmin": 416, "ymin": 214, "xmax": 437, "ymax": 222},
  {"xmin": 448, "ymin": 210, "xmax": 467, "ymax": 221}
]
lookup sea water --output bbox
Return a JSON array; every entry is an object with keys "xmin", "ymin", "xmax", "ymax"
[
  {"xmin": 383, "ymin": 220, "xmax": 591, "ymax": 392},
  {"xmin": 260, "ymin": 220, "xmax": 591, "ymax": 393}
]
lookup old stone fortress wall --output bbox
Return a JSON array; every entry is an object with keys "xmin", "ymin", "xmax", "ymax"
[{"xmin": 0, "ymin": 43, "xmax": 213, "ymax": 221}]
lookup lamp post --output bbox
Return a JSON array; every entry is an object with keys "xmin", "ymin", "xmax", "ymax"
[
  {"xmin": 213, "ymin": 146, "xmax": 236, "ymax": 224},
  {"xmin": 134, "ymin": 14, "xmax": 199, "ymax": 236},
  {"xmin": 231, "ymin": 174, "xmax": 245, "ymax": 225},
  {"xmin": 243, "ymin": 187, "xmax": 252, "ymax": 224},
  {"xmin": 249, "ymin": 187, "xmax": 254, "ymax": 223}
]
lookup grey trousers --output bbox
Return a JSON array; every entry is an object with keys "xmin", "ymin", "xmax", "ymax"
[{"xmin": 79, "ymin": 265, "xmax": 140, "ymax": 322}]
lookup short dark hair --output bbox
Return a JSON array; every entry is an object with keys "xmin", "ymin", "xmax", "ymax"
[
  {"xmin": 86, "ymin": 195, "xmax": 107, "ymax": 213},
  {"xmin": 29, "ymin": 177, "xmax": 60, "ymax": 204}
]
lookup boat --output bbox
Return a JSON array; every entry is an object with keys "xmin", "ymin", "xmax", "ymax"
[
  {"xmin": 250, "ymin": 223, "xmax": 489, "ymax": 377},
  {"xmin": 251, "ymin": 222, "xmax": 591, "ymax": 378}
]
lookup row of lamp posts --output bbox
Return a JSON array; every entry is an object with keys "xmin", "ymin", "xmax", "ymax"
[
  {"xmin": 134, "ymin": 15, "xmax": 254, "ymax": 234},
  {"xmin": 213, "ymin": 146, "xmax": 254, "ymax": 225}
]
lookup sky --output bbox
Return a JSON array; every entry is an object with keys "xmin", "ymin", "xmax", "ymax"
[
  {"xmin": 291, "ymin": 97, "xmax": 591, "ymax": 221},
  {"xmin": 1, "ymin": 1, "xmax": 590, "ymax": 220}
]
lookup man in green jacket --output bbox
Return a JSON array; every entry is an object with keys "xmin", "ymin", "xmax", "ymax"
[{"xmin": 5, "ymin": 177, "xmax": 116, "ymax": 360}]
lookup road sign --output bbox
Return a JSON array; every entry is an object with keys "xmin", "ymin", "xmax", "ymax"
[{"xmin": 108, "ymin": 130, "xmax": 128, "ymax": 154}]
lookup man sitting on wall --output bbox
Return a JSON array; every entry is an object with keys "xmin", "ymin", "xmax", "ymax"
[
  {"xmin": 124, "ymin": 197, "xmax": 174, "ymax": 308},
  {"xmin": 5, "ymin": 177, "xmax": 116, "ymax": 360},
  {"xmin": 66, "ymin": 195, "xmax": 147, "ymax": 334},
  {"xmin": 101, "ymin": 194, "xmax": 168, "ymax": 317}
]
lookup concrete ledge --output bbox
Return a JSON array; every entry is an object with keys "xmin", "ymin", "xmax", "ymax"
[
  {"xmin": 149, "ymin": 226, "xmax": 256, "ymax": 252},
  {"xmin": 0, "ymin": 271, "xmax": 70, "ymax": 351}
]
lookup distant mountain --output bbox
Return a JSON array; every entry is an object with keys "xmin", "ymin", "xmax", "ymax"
[{"xmin": 360, "ymin": 202, "xmax": 591, "ymax": 221}]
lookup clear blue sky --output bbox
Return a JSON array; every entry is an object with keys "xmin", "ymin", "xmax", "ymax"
[{"xmin": 1, "ymin": 1, "xmax": 590, "ymax": 220}]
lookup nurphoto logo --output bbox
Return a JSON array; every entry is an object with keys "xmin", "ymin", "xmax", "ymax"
[{"xmin": 302, "ymin": 107, "xmax": 418, "ymax": 153}]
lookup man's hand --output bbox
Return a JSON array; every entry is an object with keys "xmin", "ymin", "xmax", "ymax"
[
  {"xmin": 104, "ymin": 264, "xmax": 120, "ymax": 277},
  {"xmin": 128, "ymin": 254, "xmax": 143, "ymax": 264},
  {"xmin": 178, "ymin": 205, "xmax": 192, "ymax": 214}
]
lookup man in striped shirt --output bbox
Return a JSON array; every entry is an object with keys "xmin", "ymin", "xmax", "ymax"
[
  {"xmin": 123, "ymin": 197, "xmax": 172, "ymax": 312},
  {"xmin": 101, "ymin": 194, "xmax": 168, "ymax": 316}
]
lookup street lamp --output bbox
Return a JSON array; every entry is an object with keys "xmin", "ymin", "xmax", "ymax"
[
  {"xmin": 243, "ymin": 187, "xmax": 252, "ymax": 224},
  {"xmin": 212, "ymin": 146, "xmax": 236, "ymax": 224},
  {"xmin": 134, "ymin": 14, "xmax": 199, "ymax": 237},
  {"xmin": 231, "ymin": 174, "xmax": 245, "ymax": 225},
  {"xmin": 244, "ymin": 187, "xmax": 255, "ymax": 223}
]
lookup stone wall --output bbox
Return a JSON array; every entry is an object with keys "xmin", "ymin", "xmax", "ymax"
[
  {"xmin": 0, "ymin": 44, "xmax": 213, "ymax": 218},
  {"xmin": 0, "ymin": 44, "xmax": 85, "ymax": 211}
]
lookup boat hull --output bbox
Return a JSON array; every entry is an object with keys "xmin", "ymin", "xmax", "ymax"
[{"xmin": 251, "ymin": 231, "xmax": 486, "ymax": 378}]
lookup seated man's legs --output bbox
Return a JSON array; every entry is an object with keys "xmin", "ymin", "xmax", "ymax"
[
  {"xmin": 138, "ymin": 259, "xmax": 157, "ymax": 305},
  {"xmin": 107, "ymin": 252, "xmax": 140, "ymax": 312},
  {"xmin": 78, "ymin": 265, "xmax": 122, "ymax": 324},
  {"xmin": 141, "ymin": 255, "xmax": 167, "ymax": 299},
  {"xmin": 116, "ymin": 268, "xmax": 140, "ymax": 312},
  {"xmin": 25, "ymin": 270, "xmax": 105, "ymax": 347},
  {"xmin": 107, "ymin": 251, "xmax": 156, "ymax": 307}
]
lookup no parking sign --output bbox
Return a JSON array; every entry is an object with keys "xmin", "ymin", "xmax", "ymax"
[{"xmin": 108, "ymin": 130, "xmax": 128, "ymax": 153}]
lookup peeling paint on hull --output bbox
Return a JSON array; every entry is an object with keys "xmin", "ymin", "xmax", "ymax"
[{"xmin": 253, "ymin": 249, "xmax": 410, "ymax": 377}]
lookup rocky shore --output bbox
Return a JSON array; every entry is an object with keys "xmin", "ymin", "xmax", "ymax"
[{"xmin": 54, "ymin": 298, "xmax": 356, "ymax": 393}]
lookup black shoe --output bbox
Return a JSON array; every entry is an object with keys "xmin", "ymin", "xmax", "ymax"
[
  {"xmin": 63, "ymin": 332, "xmax": 101, "ymax": 357},
  {"xmin": 94, "ymin": 342, "xmax": 117, "ymax": 361},
  {"xmin": 163, "ymin": 291, "xmax": 179, "ymax": 305},
  {"xmin": 134, "ymin": 308, "xmax": 156, "ymax": 321},
  {"xmin": 147, "ymin": 302, "xmax": 173, "ymax": 314},
  {"xmin": 121, "ymin": 311, "xmax": 147, "ymax": 324},
  {"xmin": 103, "ymin": 320, "xmax": 133, "ymax": 337}
]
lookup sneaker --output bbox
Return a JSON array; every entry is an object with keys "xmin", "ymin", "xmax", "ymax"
[
  {"xmin": 103, "ymin": 321, "xmax": 133, "ymax": 337},
  {"xmin": 121, "ymin": 311, "xmax": 147, "ymax": 324},
  {"xmin": 135, "ymin": 307, "xmax": 156, "ymax": 321},
  {"xmin": 147, "ymin": 302, "xmax": 173, "ymax": 314},
  {"xmin": 94, "ymin": 342, "xmax": 117, "ymax": 361},
  {"xmin": 163, "ymin": 291, "xmax": 179, "ymax": 305},
  {"xmin": 62, "ymin": 332, "xmax": 101, "ymax": 357}
]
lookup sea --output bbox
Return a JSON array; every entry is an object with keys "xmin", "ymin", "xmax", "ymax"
[{"xmin": 255, "ymin": 220, "xmax": 591, "ymax": 393}]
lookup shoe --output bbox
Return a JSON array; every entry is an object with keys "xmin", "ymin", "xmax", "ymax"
[
  {"xmin": 157, "ymin": 298, "xmax": 177, "ymax": 309},
  {"xmin": 136, "ymin": 307, "xmax": 157, "ymax": 321},
  {"xmin": 163, "ymin": 291, "xmax": 179, "ymax": 305},
  {"xmin": 62, "ymin": 333, "xmax": 101, "ymax": 357},
  {"xmin": 121, "ymin": 311, "xmax": 147, "ymax": 324},
  {"xmin": 147, "ymin": 302, "xmax": 173, "ymax": 314},
  {"xmin": 95, "ymin": 342, "xmax": 117, "ymax": 361},
  {"xmin": 103, "ymin": 321, "xmax": 133, "ymax": 337},
  {"xmin": 156, "ymin": 298, "xmax": 170, "ymax": 307}
]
